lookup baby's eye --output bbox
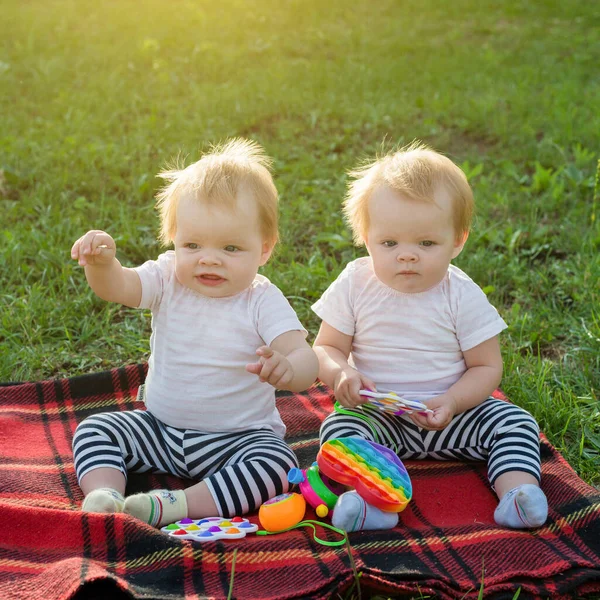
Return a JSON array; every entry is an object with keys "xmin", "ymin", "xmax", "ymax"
[
  {"xmin": 185, "ymin": 243, "xmax": 199, "ymax": 250},
  {"xmin": 224, "ymin": 245, "xmax": 239, "ymax": 252},
  {"xmin": 382, "ymin": 240, "xmax": 397, "ymax": 248},
  {"xmin": 420, "ymin": 240, "xmax": 435, "ymax": 247}
]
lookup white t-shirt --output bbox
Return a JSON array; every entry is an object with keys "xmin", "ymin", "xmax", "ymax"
[
  {"xmin": 134, "ymin": 251, "xmax": 307, "ymax": 438},
  {"xmin": 311, "ymin": 257, "xmax": 507, "ymax": 401}
]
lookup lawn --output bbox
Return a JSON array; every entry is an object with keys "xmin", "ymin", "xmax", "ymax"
[{"xmin": 1, "ymin": 0, "xmax": 599, "ymax": 499}]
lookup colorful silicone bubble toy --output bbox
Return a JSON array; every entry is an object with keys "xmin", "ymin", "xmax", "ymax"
[
  {"xmin": 317, "ymin": 437, "xmax": 412, "ymax": 513},
  {"xmin": 288, "ymin": 463, "xmax": 345, "ymax": 518},
  {"xmin": 359, "ymin": 389, "xmax": 433, "ymax": 415},
  {"xmin": 161, "ymin": 516, "xmax": 258, "ymax": 542}
]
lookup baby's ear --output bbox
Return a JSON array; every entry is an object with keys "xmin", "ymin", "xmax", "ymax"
[
  {"xmin": 259, "ymin": 241, "xmax": 275, "ymax": 266},
  {"xmin": 452, "ymin": 231, "xmax": 469, "ymax": 258}
]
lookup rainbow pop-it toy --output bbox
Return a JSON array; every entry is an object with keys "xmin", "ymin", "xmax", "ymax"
[
  {"xmin": 317, "ymin": 437, "xmax": 412, "ymax": 513},
  {"xmin": 161, "ymin": 516, "xmax": 258, "ymax": 542}
]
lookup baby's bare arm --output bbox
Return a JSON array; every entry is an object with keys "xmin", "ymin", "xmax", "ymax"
[
  {"xmin": 446, "ymin": 335, "xmax": 503, "ymax": 413},
  {"xmin": 410, "ymin": 336, "xmax": 503, "ymax": 431},
  {"xmin": 71, "ymin": 230, "xmax": 142, "ymax": 308},
  {"xmin": 313, "ymin": 321, "xmax": 375, "ymax": 407},
  {"xmin": 313, "ymin": 321, "xmax": 354, "ymax": 390},
  {"xmin": 268, "ymin": 330, "xmax": 319, "ymax": 392},
  {"xmin": 84, "ymin": 261, "xmax": 142, "ymax": 308}
]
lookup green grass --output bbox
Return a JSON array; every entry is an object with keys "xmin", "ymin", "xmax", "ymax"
[{"xmin": 1, "ymin": 0, "xmax": 599, "ymax": 493}]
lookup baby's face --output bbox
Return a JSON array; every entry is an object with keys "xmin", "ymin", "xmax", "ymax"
[
  {"xmin": 173, "ymin": 189, "xmax": 272, "ymax": 298},
  {"xmin": 365, "ymin": 185, "xmax": 466, "ymax": 294}
]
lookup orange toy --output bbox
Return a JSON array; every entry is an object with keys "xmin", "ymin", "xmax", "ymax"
[{"xmin": 258, "ymin": 492, "xmax": 306, "ymax": 532}]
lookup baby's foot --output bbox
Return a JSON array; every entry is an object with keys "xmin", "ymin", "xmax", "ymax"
[
  {"xmin": 123, "ymin": 489, "xmax": 188, "ymax": 528},
  {"xmin": 81, "ymin": 487, "xmax": 125, "ymax": 513},
  {"xmin": 331, "ymin": 491, "xmax": 399, "ymax": 532},
  {"xmin": 494, "ymin": 484, "xmax": 548, "ymax": 529}
]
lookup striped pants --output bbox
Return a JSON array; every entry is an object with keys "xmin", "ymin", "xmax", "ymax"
[
  {"xmin": 320, "ymin": 398, "xmax": 541, "ymax": 485},
  {"xmin": 72, "ymin": 409, "xmax": 298, "ymax": 517}
]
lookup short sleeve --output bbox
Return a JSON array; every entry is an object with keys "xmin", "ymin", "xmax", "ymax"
[
  {"xmin": 454, "ymin": 278, "xmax": 508, "ymax": 351},
  {"xmin": 254, "ymin": 283, "xmax": 307, "ymax": 346},
  {"xmin": 133, "ymin": 252, "xmax": 174, "ymax": 312},
  {"xmin": 311, "ymin": 263, "xmax": 356, "ymax": 336}
]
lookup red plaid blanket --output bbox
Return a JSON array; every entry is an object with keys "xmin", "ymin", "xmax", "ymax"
[{"xmin": 1, "ymin": 364, "xmax": 599, "ymax": 600}]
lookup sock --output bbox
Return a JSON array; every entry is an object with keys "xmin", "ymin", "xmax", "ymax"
[
  {"xmin": 81, "ymin": 488, "xmax": 125, "ymax": 514},
  {"xmin": 494, "ymin": 484, "xmax": 548, "ymax": 529},
  {"xmin": 123, "ymin": 489, "xmax": 188, "ymax": 528},
  {"xmin": 331, "ymin": 491, "xmax": 399, "ymax": 532}
]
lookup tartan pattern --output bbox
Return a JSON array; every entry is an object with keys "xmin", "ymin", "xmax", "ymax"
[{"xmin": 0, "ymin": 364, "xmax": 598, "ymax": 600}]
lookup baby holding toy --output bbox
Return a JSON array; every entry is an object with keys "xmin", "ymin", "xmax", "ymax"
[
  {"xmin": 71, "ymin": 138, "xmax": 319, "ymax": 527},
  {"xmin": 312, "ymin": 142, "xmax": 548, "ymax": 532}
]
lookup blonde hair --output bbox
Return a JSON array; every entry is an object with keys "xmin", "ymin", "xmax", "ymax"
[
  {"xmin": 155, "ymin": 138, "xmax": 279, "ymax": 246},
  {"xmin": 343, "ymin": 141, "xmax": 474, "ymax": 245}
]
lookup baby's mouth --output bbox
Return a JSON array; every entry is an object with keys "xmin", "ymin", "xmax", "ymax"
[{"xmin": 197, "ymin": 274, "xmax": 226, "ymax": 286}]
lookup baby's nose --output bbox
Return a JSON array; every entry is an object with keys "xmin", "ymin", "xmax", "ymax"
[
  {"xmin": 397, "ymin": 250, "xmax": 418, "ymax": 262},
  {"xmin": 198, "ymin": 252, "xmax": 221, "ymax": 265}
]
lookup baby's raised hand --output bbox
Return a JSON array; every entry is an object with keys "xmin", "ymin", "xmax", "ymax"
[
  {"xmin": 410, "ymin": 394, "xmax": 458, "ymax": 430},
  {"xmin": 71, "ymin": 230, "xmax": 116, "ymax": 267},
  {"xmin": 333, "ymin": 368, "xmax": 376, "ymax": 409},
  {"xmin": 246, "ymin": 346, "xmax": 294, "ymax": 390}
]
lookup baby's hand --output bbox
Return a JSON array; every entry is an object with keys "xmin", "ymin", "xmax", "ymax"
[
  {"xmin": 246, "ymin": 346, "xmax": 294, "ymax": 390},
  {"xmin": 410, "ymin": 394, "xmax": 458, "ymax": 431},
  {"xmin": 333, "ymin": 368, "xmax": 376, "ymax": 409},
  {"xmin": 71, "ymin": 230, "xmax": 116, "ymax": 267}
]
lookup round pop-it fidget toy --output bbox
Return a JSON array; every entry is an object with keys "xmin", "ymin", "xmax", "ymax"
[{"xmin": 161, "ymin": 516, "xmax": 259, "ymax": 542}]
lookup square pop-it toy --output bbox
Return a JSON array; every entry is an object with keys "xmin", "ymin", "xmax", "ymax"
[
  {"xmin": 359, "ymin": 390, "xmax": 433, "ymax": 415},
  {"xmin": 161, "ymin": 516, "xmax": 259, "ymax": 542}
]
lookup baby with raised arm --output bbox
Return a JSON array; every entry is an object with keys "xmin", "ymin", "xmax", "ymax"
[
  {"xmin": 71, "ymin": 139, "xmax": 318, "ymax": 527},
  {"xmin": 312, "ymin": 142, "xmax": 548, "ymax": 532}
]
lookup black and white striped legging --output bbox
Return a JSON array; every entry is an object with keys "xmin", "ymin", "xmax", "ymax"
[
  {"xmin": 72, "ymin": 409, "xmax": 298, "ymax": 517},
  {"xmin": 320, "ymin": 397, "xmax": 541, "ymax": 485}
]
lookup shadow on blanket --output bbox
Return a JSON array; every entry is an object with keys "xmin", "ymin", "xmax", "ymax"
[{"xmin": 0, "ymin": 364, "xmax": 599, "ymax": 600}]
